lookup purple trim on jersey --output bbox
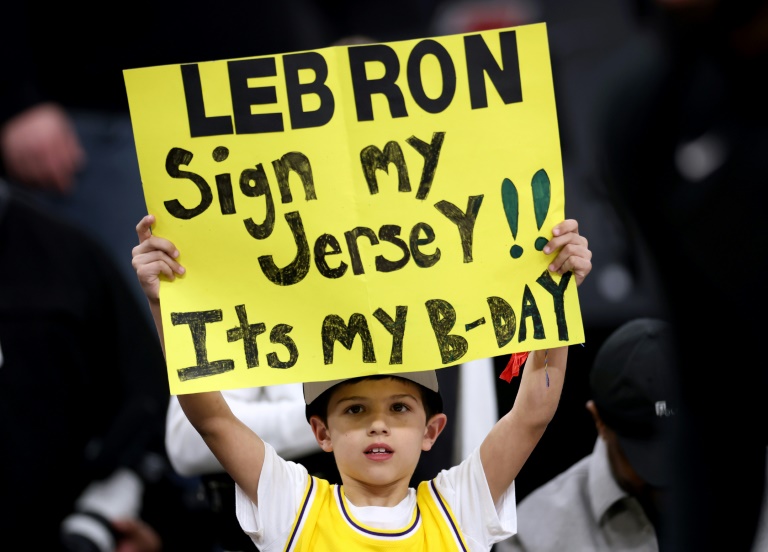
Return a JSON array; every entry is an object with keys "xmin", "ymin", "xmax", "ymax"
[
  {"xmin": 336, "ymin": 485, "xmax": 421, "ymax": 537},
  {"xmin": 430, "ymin": 479, "xmax": 468, "ymax": 551},
  {"xmin": 287, "ymin": 475, "xmax": 315, "ymax": 550}
]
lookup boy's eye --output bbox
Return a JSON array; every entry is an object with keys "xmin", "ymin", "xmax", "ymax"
[
  {"xmin": 345, "ymin": 404, "xmax": 364, "ymax": 415},
  {"xmin": 392, "ymin": 402, "xmax": 410, "ymax": 413}
]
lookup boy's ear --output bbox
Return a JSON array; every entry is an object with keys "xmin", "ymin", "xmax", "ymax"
[
  {"xmin": 310, "ymin": 416, "xmax": 334, "ymax": 452},
  {"xmin": 422, "ymin": 413, "xmax": 448, "ymax": 452}
]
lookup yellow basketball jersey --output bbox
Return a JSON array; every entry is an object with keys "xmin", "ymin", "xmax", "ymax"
[{"xmin": 283, "ymin": 477, "xmax": 469, "ymax": 551}]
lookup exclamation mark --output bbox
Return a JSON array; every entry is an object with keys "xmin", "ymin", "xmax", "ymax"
[
  {"xmin": 501, "ymin": 177, "xmax": 523, "ymax": 258},
  {"xmin": 532, "ymin": 168, "xmax": 551, "ymax": 251},
  {"xmin": 501, "ymin": 169, "xmax": 552, "ymax": 258}
]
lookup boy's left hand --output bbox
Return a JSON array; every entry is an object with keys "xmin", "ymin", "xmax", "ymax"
[{"xmin": 543, "ymin": 219, "xmax": 592, "ymax": 287}]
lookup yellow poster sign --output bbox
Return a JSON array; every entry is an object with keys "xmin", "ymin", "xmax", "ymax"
[{"xmin": 124, "ymin": 22, "xmax": 583, "ymax": 395}]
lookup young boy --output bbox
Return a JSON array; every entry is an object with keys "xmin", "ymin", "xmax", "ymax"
[{"xmin": 132, "ymin": 215, "xmax": 592, "ymax": 551}]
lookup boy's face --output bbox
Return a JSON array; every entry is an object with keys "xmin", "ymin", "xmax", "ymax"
[{"xmin": 310, "ymin": 377, "xmax": 446, "ymax": 490}]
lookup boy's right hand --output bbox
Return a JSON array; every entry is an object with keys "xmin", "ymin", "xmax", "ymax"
[{"xmin": 132, "ymin": 214, "xmax": 185, "ymax": 302}]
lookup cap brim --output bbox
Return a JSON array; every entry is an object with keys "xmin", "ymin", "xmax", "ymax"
[
  {"xmin": 617, "ymin": 433, "xmax": 671, "ymax": 488},
  {"xmin": 303, "ymin": 370, "xmax": 439, "ymax": 405}
]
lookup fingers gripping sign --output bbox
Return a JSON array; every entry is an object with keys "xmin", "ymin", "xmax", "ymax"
[
  {"xmin": 132, "ymin": 214, "xmax": 185, "ymax": 302},
  {"xmin": 543, "ymin": 219, "xmax": 591, "ymax": 287}
]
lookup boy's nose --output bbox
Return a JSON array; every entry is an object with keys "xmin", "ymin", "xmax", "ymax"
[{"xmin": 367, "ymin": 415, "xmax": 390, "ymax": 434}]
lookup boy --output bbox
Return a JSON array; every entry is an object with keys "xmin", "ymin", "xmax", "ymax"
[{"xmin": 132, "ymin": 215, "xmax": 592, "ymax": 551}]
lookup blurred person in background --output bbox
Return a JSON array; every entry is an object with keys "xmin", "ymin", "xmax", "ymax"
[
  {"xmin": 592, "ymin": 1, "xmax": 768, "ymax": 550},
  {"xmin": 500, "ymin": 318, "xmax": 680, "ymax": 552},
  {"xmin": 0, "ymin": 177, "xmax": 169, "ymax": 551}
]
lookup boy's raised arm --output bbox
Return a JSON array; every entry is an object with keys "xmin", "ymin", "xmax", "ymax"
[
  {"xmin": 480, "ymin": 219, "xmax": 592, "ymax": 504},
  {"xmin": 132, "ymin": 214, "xmax": 266, "ymax": 504}
]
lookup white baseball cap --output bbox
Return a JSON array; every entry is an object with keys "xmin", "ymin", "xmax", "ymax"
[{"xmin": 303, "ymin": 370, "xmax": 440, "ymax": 405}]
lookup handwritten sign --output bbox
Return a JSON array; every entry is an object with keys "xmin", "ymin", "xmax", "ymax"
[{"xmin": 123, "ymin": 22, "xmax": 584, "ymax": 395}]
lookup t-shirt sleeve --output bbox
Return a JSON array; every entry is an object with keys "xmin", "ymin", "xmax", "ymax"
[
  {"xmin": 235, "ymin": 441, "xmax": 309, "ymax": 551},
  {"xmin": 434, "ymin": 447, "xmax": 517, "ymax": 548}
]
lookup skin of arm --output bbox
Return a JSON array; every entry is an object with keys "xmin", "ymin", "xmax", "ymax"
[
  {"xmin": 165, "ymin": 386, "xmax": 321, "ymax": 476},
  {"xmin": 480, "ymin": 218, "xmax": 592, "ymax": 504},
  {"xmin": 132, "ymin": 214, "xmax": 265, "ymax": 504}
]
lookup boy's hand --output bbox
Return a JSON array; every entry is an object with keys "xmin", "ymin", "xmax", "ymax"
[
  {"xmin": 543, "ymin": 219, "xmax": 592, "ymax": 287},
  {"xmin": 132, "ymin": 214, "xmax": 185, "ymax": 302}
]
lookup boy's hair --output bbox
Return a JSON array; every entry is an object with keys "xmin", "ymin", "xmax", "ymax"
[{"xmin": 304, "ymin": 371, "xmax": 443, "ymax": 423}]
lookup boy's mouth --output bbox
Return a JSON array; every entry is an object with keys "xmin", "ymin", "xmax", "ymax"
[{"xmin": 365, "ymin": 444, "xmax": 393, "ymax": 455}]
